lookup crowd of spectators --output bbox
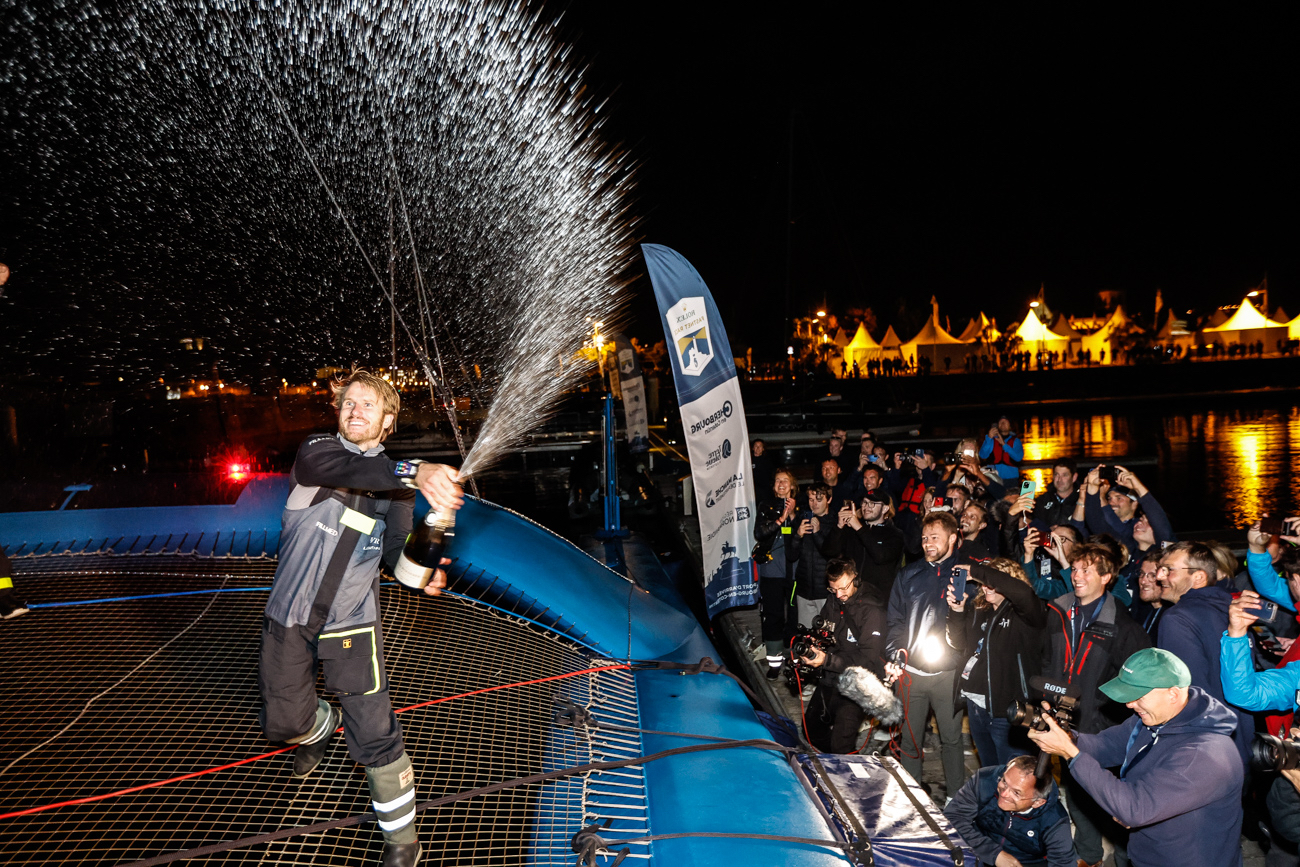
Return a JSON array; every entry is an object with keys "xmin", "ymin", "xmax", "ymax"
[{"xmin": 751, "ymin": 420, "xmax": 1300, "ymax": 867}]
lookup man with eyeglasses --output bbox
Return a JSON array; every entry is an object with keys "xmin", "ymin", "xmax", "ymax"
[
  {"xmin": 944, "ymin": 755, "xmax": 1077, "ymax": 867},
  {"xmin": 1154, "ymin": 541, "xmax": 1253, "ymax": 769},
  {"xmin": 1127, "ymin": 550, "xmax": 1166, "ymax": 642},
  {"xmin": 1030, "ymin": 648, "xmax": 1244, "ymax": 867}
]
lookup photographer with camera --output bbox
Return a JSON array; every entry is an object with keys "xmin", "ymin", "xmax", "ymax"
[
  {"xmin": 886, "ymin": 510, "xmax": 970, "ymax": 799},
  {"xmin": 945, "ymin": 559, "xmax": 1047, "ymax": 768},
  {"xmin": 943, "ymin": 755, "xmax": 1077, "ymax": 867},
  {"xmin": 826, "ymin": 489, "xmax": 905, "ymax": 601},
  {"xmin": 799, "ymin": 558, "xmax": 890, "ymax": 753},
  {"xmin": 1223, "ymin": 588, "xmax": 1300, "ymax": 849},
  {"xmin": 979, "ymin": 415, "xmax": 1024, "ymax": 484},
  {"xmin": 1029, "ymin": 647, "xmax": 1245, "ymax": 867},
  {"xmin": 887, "ymin": 448, "xmax": 938, "ymax": 509},
  {"xmin": 1040, "ymin": 541, "xmax": 1150, "ymax": 867}
]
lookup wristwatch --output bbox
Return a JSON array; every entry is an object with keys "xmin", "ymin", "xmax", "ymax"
[{"xmin": 393, "ymin": 459, "xmax": 426, "ymax": 489}]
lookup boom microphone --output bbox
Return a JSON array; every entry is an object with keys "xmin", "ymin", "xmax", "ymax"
[{"xmin": 837, "ymin": 666, "xmax": 904, "ymax": 726}]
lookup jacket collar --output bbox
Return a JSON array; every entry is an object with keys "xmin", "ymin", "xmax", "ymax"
[{"xmin": 335, "ymin": 432, "xmax": 386, "ymax": 457}]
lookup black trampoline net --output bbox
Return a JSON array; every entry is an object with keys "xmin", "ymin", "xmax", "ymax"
[{"xmin": 0, "ymin": 556, "xmax": 648, "ymax": 866}]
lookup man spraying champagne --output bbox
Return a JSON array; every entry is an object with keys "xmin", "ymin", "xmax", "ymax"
[{"xmin": 259, "ymin": 367, "xmax": 461, "ymax": 867}]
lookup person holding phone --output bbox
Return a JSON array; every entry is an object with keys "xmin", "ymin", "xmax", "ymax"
[
  {"xmin": 753, "ymin": 469, "xmax": 804, "ymax": 679},
  {"xmin": 1223, "ymin": 588, "xmax": 1300, "ymax": 851},
  {"xmin": 945, "ymin": 558, "xmax": 1047, "ymax": 768},
  {"xmin": 826, "ymin": 489, "xmax": 905, "ymax": 601},
  {"xmin": 1072, "ymin": 465, "xmax": 1173, "ymax": 558},
  {"xmin": 885, "ymin": 511, "xmax": 970, "ymax": 799},
  {"xmin": 793, "ymin": 483, "xmax": 838, "ymax": 630},
  {"xmin": 1243, "ymin": 516, "xmax": 1300, "ymax": 615}
]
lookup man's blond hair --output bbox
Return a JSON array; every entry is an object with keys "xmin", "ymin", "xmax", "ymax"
[{"xmin": 330, "ymin": 366, "xmax": 401, "ymax": 441}]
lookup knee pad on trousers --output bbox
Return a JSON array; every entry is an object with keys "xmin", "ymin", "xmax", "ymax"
[
  {"xmin": 367, "ymin": 752, "xmax": 417, "ymax": 845},
  {"xmin": 285, "ymin": 698, "xmax": 333, "ymax": 745}
]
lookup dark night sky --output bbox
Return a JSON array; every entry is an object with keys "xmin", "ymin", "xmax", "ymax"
[
  {"xmin": 557, "ymin": 4, "xmax": 1299, "ymax": 355},
  {"xmin": 1, "ymin": 3, "xmax": 1296, "ymax": 374}
]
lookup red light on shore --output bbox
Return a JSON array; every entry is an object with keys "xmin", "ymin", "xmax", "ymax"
[{"xmin": 228, "ymin": 463, "xmax": 247, "ymax": 481}]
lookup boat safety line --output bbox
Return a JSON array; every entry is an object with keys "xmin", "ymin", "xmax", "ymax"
[
  {"xmin": 0, "ymin": 664, "xmax": 629, "ymax": 823},
  {"xmin": 29, "ymin": 586, "xmax": 274, "ymax": 608},
  {"xmin": 572, "ymin": 823, "xmax": 862, "ymax": 866},
  {"xmin": 115, "ymin": 738, "xmax": 797, "ymax": 867},
  {"xmin": 26, "ymin": 585, "xmax": 605, "ymax": 655},
  {"xmin": 438, "ymin": 589, "xmax": 607, "ymax": 655}
]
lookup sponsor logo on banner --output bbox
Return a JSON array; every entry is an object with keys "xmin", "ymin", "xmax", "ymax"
[
  {"xmin": 668, "ymin": 296, "xmax": 714, "ymax": 376},
  {"xmin": 735, "ymin": 506, "xmax": 750, "ymax": 521},
  {"xmin": 702, "ymin": 504, "xmax": 743, "ymax": 538},
  {"xmin": 690, "ymin": 400, "xmax": 733, "ymax": 435},
  {"xmin": 704, "ymin": 471, "xmax": 745, "ymax": 509},
  {"xmin": 704, "ymin": 438, "xmax": 732, "ymax": 471}
]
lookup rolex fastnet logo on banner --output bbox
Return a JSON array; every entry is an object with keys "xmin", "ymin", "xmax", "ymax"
[{"xmin": 643, "ymin": 244, "xmax": 757, "ymax": 617}]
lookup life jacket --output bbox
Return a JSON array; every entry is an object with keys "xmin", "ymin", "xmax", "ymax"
[
  {"xmin": 991, "ymin": 433, "xmax": 1020, "ymax": 468},
  {"xmin": 898, "ymin": 479, "xmax": 925, "ymax": 514}
]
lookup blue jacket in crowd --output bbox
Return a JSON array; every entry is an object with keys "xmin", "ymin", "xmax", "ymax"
[
  {"xmin": 944, "ymin": 763, "xmax": 1076, "ymax": 867},
  {"xmin": 1246, "ymin": 550, "xmax": 1294, "ymax": 613},
  {"xmin": 1157, "ymin": 582, "xmax": 1253, "ymax": 767},
  {"xmin": 1221, "ymin": 631, "xmax": 1300, "ymax": 712},
  {"xmin": 1069, "ymin": 686, "xmax": 1244, "ymax": 867}
]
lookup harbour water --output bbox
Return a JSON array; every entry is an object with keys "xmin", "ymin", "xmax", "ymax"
[{"xmin": 928, "ymin": 398, "xmax": 1300, "ymax": 535}]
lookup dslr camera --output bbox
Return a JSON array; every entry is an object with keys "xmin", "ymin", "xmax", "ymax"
[
  {"xmin": 1007, "ymin": 676, "xmax": 1081, "ymax": 777},
  {"xmin": 788, "ymin": 616, "xmax": 838, "ymax": 683},
  {"xmin": 1252, "ymin": 724, "xmax": 1300, "ymax": 773},
  {"xmin": 1248, "ymin": 691, "xmax": 1300, "ymax": 774}
]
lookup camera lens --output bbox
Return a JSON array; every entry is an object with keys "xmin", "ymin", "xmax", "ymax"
[{"xmin": 1251, "ymin": 734, "xmax": 1300, "ymax": 773}]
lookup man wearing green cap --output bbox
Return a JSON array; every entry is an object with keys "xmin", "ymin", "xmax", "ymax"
[{"xmin": 1029, "ymin": 647, "xmax": 1244, "ymax": 867}]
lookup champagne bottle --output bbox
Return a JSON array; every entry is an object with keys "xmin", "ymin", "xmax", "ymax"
[{"xmin": 393, "ymin": 507, "xmax": 456, "ymax": 589}]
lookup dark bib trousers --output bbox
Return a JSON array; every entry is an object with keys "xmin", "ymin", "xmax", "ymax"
[{"xmin": 259, "ymin": 612, "xmax": 405, "ymax": 768}]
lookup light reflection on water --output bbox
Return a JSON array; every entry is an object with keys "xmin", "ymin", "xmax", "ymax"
[{"xmin": 936, "ymin": 403, "xmax": 1300, "ymax": 532}]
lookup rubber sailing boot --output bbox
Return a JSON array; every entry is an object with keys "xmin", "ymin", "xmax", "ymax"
[
  {"xmin": 287, "ymin": 699, "xmax": 341, "ymax": 777},
  {"xmin": 367, "ymin": 752, "xmax": 420, "ymax": 866}
]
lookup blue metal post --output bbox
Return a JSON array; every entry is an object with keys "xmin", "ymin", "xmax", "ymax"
[{"xmin": 603, "ymin": 392, "xmax": 620, "ymax": 532}]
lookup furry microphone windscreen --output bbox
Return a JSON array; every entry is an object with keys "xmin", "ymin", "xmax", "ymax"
[{"xmin": 837, "ymin": 666, "xmax": 903, "ymax": 726}]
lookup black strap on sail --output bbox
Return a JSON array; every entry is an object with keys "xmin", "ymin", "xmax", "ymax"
[
  {"xmin": 305, "ymin": 488, "xmax": 377, "ymax": 636},
  {"xmin": 877, "ymin": 758, "xmax": 964, "ymax": 866}
]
